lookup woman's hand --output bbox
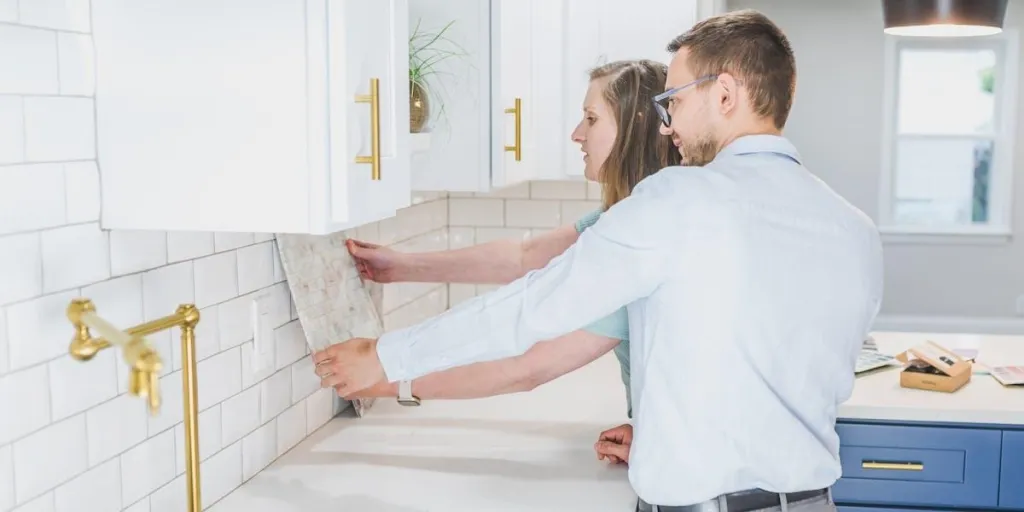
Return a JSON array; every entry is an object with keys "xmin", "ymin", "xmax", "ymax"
[
  {"xmin": 594, "ymin": 423, "xmax": 633, "ymax": 464},
  {"xmin": 346, "ymin": 239, "xmax": 406, "ymax": 283}
]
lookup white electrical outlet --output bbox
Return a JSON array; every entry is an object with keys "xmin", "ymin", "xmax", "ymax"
[
  {"xmin": 1016, "ymin": 294, "xmax": 1024, "ymax": 316},
  {"xmin": 251, "ymin": 295, "xmax": 275, "ymax": 371}
]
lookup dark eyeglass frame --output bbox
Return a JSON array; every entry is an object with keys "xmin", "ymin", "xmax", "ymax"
[{"xmin": 652, "ymin": 74, "xmax": 718, "ymax": 128}]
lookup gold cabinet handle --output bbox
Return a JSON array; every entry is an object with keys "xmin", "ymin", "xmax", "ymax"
[
  {"xmin": 862, "ymin": 461, "xmax": 924, "ymax": 471},
  {"xmin": 504, "ymin": 97, "xmax": 521, "ymax": 161},
  {"xmin": 355, "ymin": 78, "xmax": 382, "ymax": 180}
]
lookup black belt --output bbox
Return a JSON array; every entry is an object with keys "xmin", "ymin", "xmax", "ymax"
[{"xmin": 639, "ymin": 488, "xmax": 829, "ymax": 512}]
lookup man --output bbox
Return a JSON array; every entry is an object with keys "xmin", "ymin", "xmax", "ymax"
[{"xmin": 315, "ymin": 9, "xmax": 883, "ymax": 512}]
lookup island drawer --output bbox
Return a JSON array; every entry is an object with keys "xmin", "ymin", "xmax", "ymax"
[
  {"xmin": 832, "ymin": 423, "xmax": 1002, "ymax": 509},
  {"xmin": 1001, "ymin": 430, "xmax": 1024, "ymax": 509}
]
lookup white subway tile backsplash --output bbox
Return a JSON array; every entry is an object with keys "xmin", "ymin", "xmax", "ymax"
[
  {"xmin": 449, "ymin": 198, "xmax": 504, "ymax": 227},
  {"xmin": 48, "ymin": 348, "xmax": 117, "ymax": 421},
  {"xmin": 0, "ymin": 232, "xmax": 42, "ymax": 305},
  {"xmin": 53, "ymin": 458, "xmax": 121, "ymax": 512},
  {"xmin": 197, "ymin": 348, "xmax": 241, "ymax": 410},
  {"xmin": 530, "ymin": 181, "xmax": 586, "ymax": 200},
  {"xmin": 11, "ymin": 493, "xmax": 53, "ymax": 512},
  {"xmin": 146, "ymin": 371, "xmax": 183, "ymax": 436},
  {"xmin": 193, "ymin": 252, "xmax": 237, "ymax": 308},
  {"xmin": 166, "ymin": 232, "xmax": 214, "ymax": 263},
  {"xmin": 17, "ymin": 0, "xmax": 91, "ymax": 32},
  {"xmin": 304, "ymin": 388, "xmax": 335, "ymax": 435},
  {"xmin": 289, "ymin": 357, "xmax": 319, "ymax": 405},
  {"xmin": 0, "ymin": 444, "xmax": 12, "ymax": 512},
  {"xmin": 64, "ymin": 161, "xmax": 100, "ymax": 223},
  {"xmin": 0, "ymin": 25, "xmax": 58, "ymax": 95},
  {"xmin": 0, "ymin": 96, "xmax": 25, "ymax": 164},
  {"xmin": 276, "ymin": 401, "xmax": 306, "ymax": 456},
  {"xmin": 40, "ymin": 223, "xmax": 108, "ymax": 292},
  {"xmin": 80, "ymin": 274, "xmax": 143, "ymax": 332},
  {"xmin": 587, "ymin": 181, "xmax": 603, "ymax": 200},
  {"xmin": 274, "ymin": 320, "xmax": 306, "ymax": 371},
  {"xmin": 12, "ymin": 415, "xmax": 88, "ymax": 505},
  {"xmin": 237, "ymin": 242, "xmax": 275, "ymax": 295},
  {"xmin": 448, "ymin": 284, "xmax": 476, "ymax": 307},
  {"xmin": 85, "ymin": 393, "xmax": 148, "ymax": 467},
  {"xmin": 213, "ymin": 233, "xmax": 253, "ymax": 252},
  {"xmin": 142, "ymin": 261, "xmax": 194, "ymax": 320},
  {"xmin": 480, "ymin": 182, "xmax": 530, "ymax": 198},
  {"xmin": 23, "ymin": 97, "xmax": 94, "ymax": 162},
  {"xmin": 173, "ymin": 405, "xmax": 222, "ymax": 474},
  {"xmin": 561, "ymin": 200, "xmax": 601, "ymax": 225},
  {"xmin": 123, "ymin": 498, "xmax": 149, "ymax": 512},
  {"xmin": 0, "ymin": 365, "xmax": 51, "ymax": 445},
  {"xmin": 239, "ymin": 341, "xmax": 272, "ymax": 390},
  {"xmin": 6, "ymin": 290, "xmax": 78, "ymax": 371},
  {"xmin": 0, "ymin": 164, "xmax": 66, "ymax": 236},
  {"xmin": 505, "ymin": 199, "xmax": 561, "ymax": 228},
  {"xmin": 259, "ymin": 369, "xmax": 291, "ymax": 424},
  {"xmin": 241, "ymin": 422, "xmax": 276, "ymax": 481},
  {"xmin": 110, "ymin": 230, "xmax": 168, "ymax": 276},
  {"xmin": 119, "ymin": 430, "xmax": 175, "ymax": 506},
  {"xmin": 201, "ymin": 441, "xmax": 242, "ymax": 505},
  {"xmin": 475, "ymin": 227, "xmax": 531, "ymax": 244},
  {"xmin": 147, "ymin": 476, "xmax": 182, "ymax": 512},
  {"xmin": 0, "ymin": 309, "xmax": 7, "ymax": 374},
  {"xmin": 220, "ymin": 386, "xmax": 259, "ymax": 446},
  {"xmin": 192, "ymin": 305, "xmax": 221, "ymax": 363},
  {"xmin": 56, "ymin": 32, "xmax": 93, "ymax": 96}
]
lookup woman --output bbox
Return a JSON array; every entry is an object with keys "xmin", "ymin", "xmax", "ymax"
[{"xmin": 345, "ymin": 59, "xmax": 680, "ymax": 464}]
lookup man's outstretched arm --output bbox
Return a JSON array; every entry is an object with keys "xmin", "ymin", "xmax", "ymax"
[{"xmin": 373, "ymin": 177, "xmax": 682, "ymax": 383}]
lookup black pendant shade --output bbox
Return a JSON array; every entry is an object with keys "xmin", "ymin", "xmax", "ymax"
[{"xmin": 883, "ymin": 0, "xmax": 1008, "ymax": 37}]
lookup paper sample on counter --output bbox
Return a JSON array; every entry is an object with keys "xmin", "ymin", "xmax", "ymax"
[
  {"xmin": 990, "ymin": 366, "xmax": 1024, "ymax": 386},
  {"xmin": 275, "ymin": 232, "xmax": 385, "ymax": 417}
]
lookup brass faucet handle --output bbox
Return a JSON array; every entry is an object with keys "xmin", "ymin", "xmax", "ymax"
[{"xmin": 147, "ymin": 370, "xmax": 161, "ymax": 416}]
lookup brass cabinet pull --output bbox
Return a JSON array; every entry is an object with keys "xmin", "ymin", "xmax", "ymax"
[
  {"xmin": 862, "ymin": 461, "xmax": 924, "ymax": 471},
  {"xmin": 504, "ymin": 97, "xmax": 522, "ymax": 161},
  {"xmin": 355, "ymin": 78, "xmax": 382, "ymax": 180}
]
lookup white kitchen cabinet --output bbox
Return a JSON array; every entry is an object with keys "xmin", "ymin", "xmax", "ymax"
[
  {"xmin": 91, "ymin": 0, "xmax": 410, "ymax": 235},
  {"xmin": 559, "ymin": 0, "xmax": 704, "ymax": 178},
  {"xmin": 407, "ymin": 0, "xmax": 560, "ymax": 192}
]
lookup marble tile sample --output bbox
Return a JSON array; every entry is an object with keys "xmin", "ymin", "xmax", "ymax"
[{"xmin": 275, "ymin": 232, "xmax": 384, "ymax": 417}]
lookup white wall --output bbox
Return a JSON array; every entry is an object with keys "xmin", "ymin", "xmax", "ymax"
[
  {"xmin": 729, "ymin": 0, "xmax": 1024, "ymax": 320},
  {"xmin": 0, "ymin": 3, "xmax": 449, "ymax": 511}
]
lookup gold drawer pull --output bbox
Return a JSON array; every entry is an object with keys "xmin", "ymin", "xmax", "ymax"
[
  {"xmin": 504, "ymin": 97, "xmax": 521, "ymax": 161},
  {"xmin": 355, "ymin": 78, "xmax": 382, "ymax": 180},
  {"xmin": 862, "ymin": 461, "xmax": 924, "ymax": 471}
]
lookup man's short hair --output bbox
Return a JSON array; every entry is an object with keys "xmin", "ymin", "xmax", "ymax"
[{"xmin": 667, "ymin": 9, "xmax": 796, "ymax": 129}]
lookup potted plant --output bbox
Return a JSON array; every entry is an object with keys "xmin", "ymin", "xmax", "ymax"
[{"xmin": 408, "ymin": 19, "xmax": 467, "ymax": 133}]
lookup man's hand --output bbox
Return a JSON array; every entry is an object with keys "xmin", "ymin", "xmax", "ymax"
[
  {"xmin": 312, "ymin": 338, "xmax": 388, "ymax": 397},
  {"xmin": 346, "ymin": 239, "xmax": 406, "ymax": 283},
  {"xmin": 594, "ymin": 423, "xmax": 633, "ymax": 465}
]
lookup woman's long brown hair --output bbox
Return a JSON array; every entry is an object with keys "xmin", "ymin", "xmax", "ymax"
[{"xmin": 589, "ymin": 60, "xmax": 682, "ymax": 209}]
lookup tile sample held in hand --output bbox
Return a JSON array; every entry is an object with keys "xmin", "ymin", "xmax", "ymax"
[{"xmin": 275, "ymin": 232, "xmax": 385, "ymax": 417}]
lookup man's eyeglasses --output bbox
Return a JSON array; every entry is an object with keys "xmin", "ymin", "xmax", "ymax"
[{"xmin": 652, "ymin": 74, "xmax": 718, "ymax": 128}]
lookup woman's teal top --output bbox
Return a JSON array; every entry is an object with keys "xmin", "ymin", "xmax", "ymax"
[{"xmin": 575, "ymin": 210, "xmax": 632, "ymax": 418}]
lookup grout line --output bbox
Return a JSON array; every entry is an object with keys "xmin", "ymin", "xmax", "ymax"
[{"xmin": 0, "ymin": 20, "xmax": 89, "ymax": 35}]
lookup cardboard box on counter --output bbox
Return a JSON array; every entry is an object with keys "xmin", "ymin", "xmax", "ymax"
[{"xmin": 894, "ymin": 340, "xmax": 972, "ymax": 393}]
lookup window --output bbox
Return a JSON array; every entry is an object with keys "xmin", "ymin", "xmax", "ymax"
[{"xmin": 879, "ymin": 31, "xmax": 1019, "ymax": 240}]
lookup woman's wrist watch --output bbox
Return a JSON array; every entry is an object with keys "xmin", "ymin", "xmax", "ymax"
[{"xmin": 397, "ymin": 380, "xmax": 420, "ymax": 406}]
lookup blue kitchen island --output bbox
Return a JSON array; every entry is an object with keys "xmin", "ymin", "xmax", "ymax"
[{"xmin": 835, "ymin": 331, "xmax": 1024, "ymax": 511}]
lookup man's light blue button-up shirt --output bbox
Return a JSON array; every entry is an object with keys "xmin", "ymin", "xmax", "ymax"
[{"xmin": 376, "ymin": 135, "xmax": 883, "ymax": 506}]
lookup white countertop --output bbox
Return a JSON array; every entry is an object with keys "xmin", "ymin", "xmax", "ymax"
[
  {"xmin": 212, "ymin": 331, "xmax": 1024, "ymax": 511},
  {"xmin": 839, "ymin": 331, "xmax": 1024, "ymax": 426},
  {"xmin": 210, "ymin": 352, "xmax": 638, "ymax": 511}
]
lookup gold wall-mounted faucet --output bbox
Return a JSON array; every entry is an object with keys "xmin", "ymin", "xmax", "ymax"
[{"xmin": 67, "ymin": 298, "xmax": 203, "ymax": 512}]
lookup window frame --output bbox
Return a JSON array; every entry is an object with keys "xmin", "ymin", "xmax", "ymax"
[{"xmin": 878, "ymin": 30, "xmax": 1020, "ymax": 244}]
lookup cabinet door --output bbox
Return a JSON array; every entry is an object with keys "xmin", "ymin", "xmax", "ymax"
[
  {"xmin": 407, "ymin": 0, "xmax": 492, "ymax": 192},
  {"xmin": 561, "ymin": 0, "xmax": 699, "ymax": 177},
  {"xmin": 491, "ymin": 0, "xmax": 542, "ymax": 188},
  {"xmin": 92, "ymin": 0, "xmax": 315, "ymax": 233},
  {"xmin": 326, "ymin": 0, "xmax": 411, "ymax": 231}
]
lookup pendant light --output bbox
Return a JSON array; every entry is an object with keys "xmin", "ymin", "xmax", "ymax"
[{"xmin": 883, "ymin": 0, "xmax": 1008, "ymax": 37}]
